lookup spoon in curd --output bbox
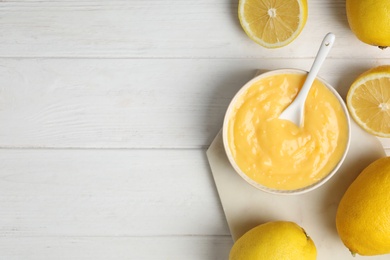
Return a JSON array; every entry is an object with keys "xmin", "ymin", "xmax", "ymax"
[{"xmin": 279, "ymin": 33, "xmax": 336, "ymax": 126}]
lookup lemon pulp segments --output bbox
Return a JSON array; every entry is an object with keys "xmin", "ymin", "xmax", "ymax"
[
  {"xmin": 238, "ymin": 0, "xmax": 308, "ymax": 48},
  {"xmin": 347, "ymin": 66, "xmax": 390, "ymax": 137}
]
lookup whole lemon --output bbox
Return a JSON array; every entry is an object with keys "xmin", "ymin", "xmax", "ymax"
[
  {"xmin": 336, "ymin": 157, "xmax": 390, "ymax": 256},
  {"xmin": 346, "ymin": 0, "xmax": 390, "ymax": 48},
  {"xmin": 229, "ymin": 221, "xmax": 316, "ymax": 260}
]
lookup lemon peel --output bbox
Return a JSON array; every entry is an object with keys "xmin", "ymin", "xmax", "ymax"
[
  {"xmin": 238, "ymin": 0, "xmax": 308, "ymax": 48},
  {"xmin": 346, "ymin": 65, "xmax": 390, "ymax": 137}
]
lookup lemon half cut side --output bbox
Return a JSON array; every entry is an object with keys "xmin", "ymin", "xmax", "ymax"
[
  {"xmin": 347, "ymin": 65, "xmax": 390, "ymax": 137},
  {"xmin": 238, "ymin": 0, "xmax": 308, "ymax": 48}
]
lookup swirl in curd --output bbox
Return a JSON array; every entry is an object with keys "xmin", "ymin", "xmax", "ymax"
[{"xmin": 227, "ymin": 73, "xmax": 349, "ymax": 191}]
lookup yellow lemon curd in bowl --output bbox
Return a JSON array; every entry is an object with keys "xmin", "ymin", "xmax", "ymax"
[{"xmin": 223, "ymin": 70, "xmax": 350, "ymax": 193}]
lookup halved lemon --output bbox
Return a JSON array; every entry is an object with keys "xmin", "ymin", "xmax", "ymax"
[
  {"xmin": 347, "ymin": 65, "xmax": 390, "ymax": 137},
  {"xmin": 238, "ymin": 0, "xmax": 308, "ymax": 48}
]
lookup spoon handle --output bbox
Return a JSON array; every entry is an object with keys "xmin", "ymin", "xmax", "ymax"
[{"xmin": 296, "ymin": 33, "xmax": 336, "ymax": 101}]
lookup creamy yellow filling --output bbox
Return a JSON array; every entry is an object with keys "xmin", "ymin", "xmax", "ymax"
[{"xmin": 227, "ymin": 73, "xmax": 348, "ymax": 190}]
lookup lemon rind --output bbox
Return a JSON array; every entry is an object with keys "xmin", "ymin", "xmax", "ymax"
[
  {"xmin": 347, "ymin": 72, "xmax": 390, "ymax": 138},
  {"xmin": 238, "ymin": 0, "xmax": 307, "ymax": 48}
]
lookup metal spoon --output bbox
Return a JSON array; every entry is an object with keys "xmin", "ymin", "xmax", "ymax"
[{"xmin": 279, "ymin": 33, "xmax": 336, "ymax": 126}]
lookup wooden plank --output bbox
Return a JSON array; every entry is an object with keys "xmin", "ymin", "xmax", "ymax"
[
  {"xmin": 0, "ymin": 236, "xmax": 232, "ymax": 260},
  {"xmin": 0, "ymin": 58, "xmax": 388, "ymax": 148},
  {"xmin": 1, "ymin": 0, "xmax": 390, "ymax": 59},
  {"xmin": 0, "ymin": 149, "xmax": 229, "ymax": 237}
]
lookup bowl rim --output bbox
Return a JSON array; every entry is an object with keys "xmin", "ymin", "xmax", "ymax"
[{"xmin": 222, "ymin": 68, "xmax": 351, "ymax": 195}]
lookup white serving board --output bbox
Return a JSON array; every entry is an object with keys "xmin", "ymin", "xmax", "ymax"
[{"xmin": 207, "ymin": 114, "xmax": 387, "ymax": 258}]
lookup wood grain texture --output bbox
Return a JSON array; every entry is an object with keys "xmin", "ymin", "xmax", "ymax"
[
  {"xmin": 0, "ymin": 58, "xmax": 389, "ymax": 148},
  {"xmin": 0, "ymin": 149, "xmax": 229, "ymax": 236},
  {"xmin": 0, "ymin": 0, "xmax": 390, "ymax": 59},
  {"xmin": 1, "ymin": 236, "xmax": 232, "ymax": 260},
  {"xmin": 1, "ymin": 0, "xmax": 390, "ymax": 259}
]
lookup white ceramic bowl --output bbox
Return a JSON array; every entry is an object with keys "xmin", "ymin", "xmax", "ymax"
[{"xmin": 222, "ymin": 69, "xmax": 351, "ymax": 195}]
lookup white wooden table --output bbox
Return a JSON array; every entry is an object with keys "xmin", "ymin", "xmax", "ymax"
[{"xmin": 1, "ymin": 1, "xmax": 390, "ymax": 259}]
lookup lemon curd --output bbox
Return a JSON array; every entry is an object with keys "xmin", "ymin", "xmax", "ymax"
[{"xmin": 226, "ymin": 73, "xmax": 349, "ymax": 191}]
